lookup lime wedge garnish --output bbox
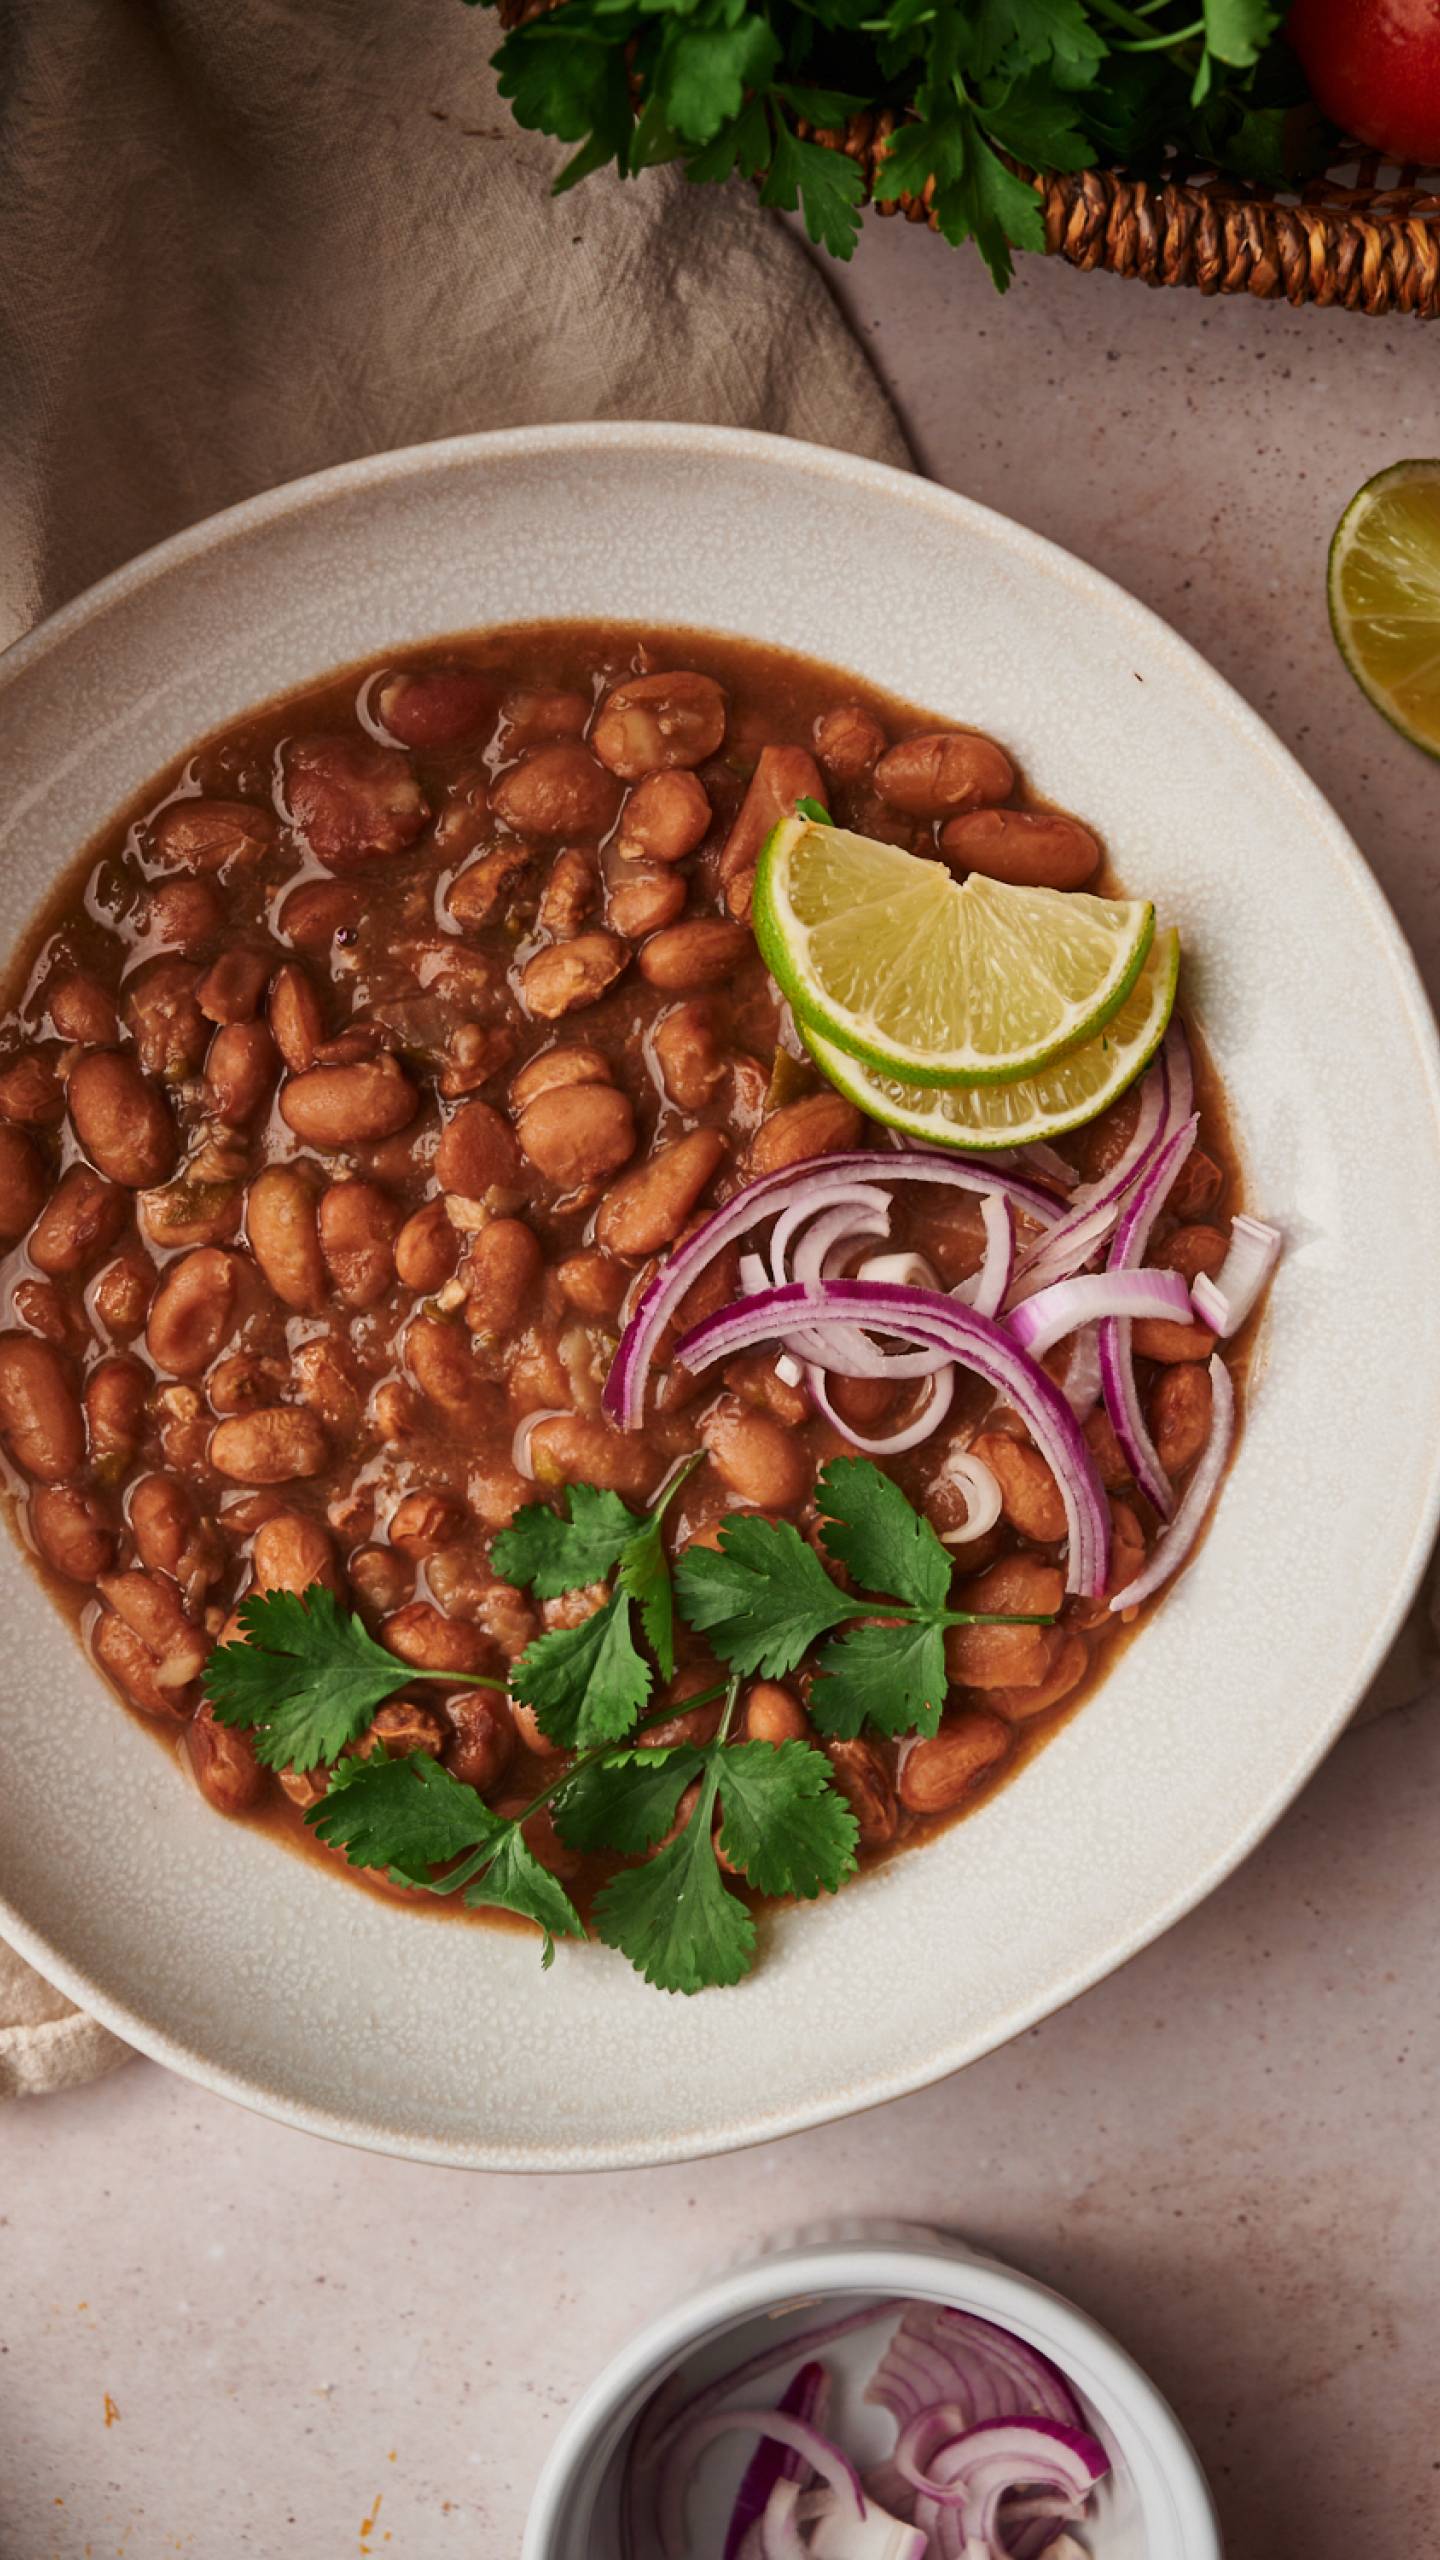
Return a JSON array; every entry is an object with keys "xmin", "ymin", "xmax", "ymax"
[
  {"xmin": 754, "ymin": 817, "xmax": 1153, "ymax": 1089},
  {"xmin": 802, "ymin": 928, "xmax": 1180, "ymax": 1151},
  {"xmin": 1329, "ymin": 460, "xmax": 1440, "ymax": 756}
]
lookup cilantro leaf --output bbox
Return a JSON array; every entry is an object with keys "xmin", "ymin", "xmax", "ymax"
[
  {"xmin": 308, "ymin": 1749, "xmax": 500, "ymax": 1885},
  {"xmin": 674, "ymin": 1515, "xmax": 853, "ymax": 1677},
  {"xmin": 714, "ymin": 1740, "xmax": 859, "ymax": 1897},
  {"xmin": 760, "ymin": 116, "xmax": 866, "ymax": 258},
  {"xmin": 555, "ymin": 1745, "xmax": 707, "ymax": 1854},
  {"xmin": 592, "ymin": 1768, "xmax": 754, "ymax": 1993},
  {"xmin": 204, "ymin": 1586, "xmax": 411, "ymax": 1772},
  {"xmin": 816, "ymin": 1456, "xmax": 951, "ymax": 1616},
  {"xmin": 509, "ymin": 1593, "xmax": 652, "ymax": 1748},
  {"xmin": 809, "ymin": 1617, "xmax": 951, "ymax": 1740},
  {"xmin": 491, "ymin": 1484, "xmax": 640, "ymax": 1598},
  {"xmin": 1203, "ymin": 0, "xmax": 1276, "ymax": 70},
  {"xmin": 463, "ymin": 1826, "xmax": 586, "ymax": 1968}
]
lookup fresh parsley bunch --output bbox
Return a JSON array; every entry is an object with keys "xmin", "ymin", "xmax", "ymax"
[
  {"xmin": 470, "ymin": 0, "xmax": 1318, "ymax": 288},
  {"xmin": 205, "ymin": 1454, "xmax": 1051, "ymax": 1993}
]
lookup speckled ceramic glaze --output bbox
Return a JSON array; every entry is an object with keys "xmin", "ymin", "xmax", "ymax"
[{"xmin": 0, "ymin": 425, "xmax": 1436, "ymax": 2171}]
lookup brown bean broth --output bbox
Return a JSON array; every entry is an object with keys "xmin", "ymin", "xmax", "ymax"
[{"xmin": 0, "ymin": 623, "xmax": 1247, "ymax": 1934}]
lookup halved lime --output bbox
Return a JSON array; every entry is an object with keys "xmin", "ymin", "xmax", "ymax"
[
  {"xmin": 802, "ymin": 928, "xmax": 1180, "ymax": 1151},
  {"xmin": 754, "ymin": 817, "xmax": 1154, "ymax": 1088},
  {"xmin": 1329, "ymin": 460, "xmax": 1440, "ymax": 756}
]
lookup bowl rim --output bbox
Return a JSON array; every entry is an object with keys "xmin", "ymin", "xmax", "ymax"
[
  {"xmin": 519, "ymin": 2229, "xmax": 1222, "ymax": 2558},
  {"xmin": 1, "ymin": 419, "xmax": 1437, "ymax": 2169}
]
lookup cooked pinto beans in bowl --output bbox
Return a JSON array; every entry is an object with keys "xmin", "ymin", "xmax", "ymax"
[{"xmin": 0, "ymin": 624, "xmax": 1277, "ymax": 1995}]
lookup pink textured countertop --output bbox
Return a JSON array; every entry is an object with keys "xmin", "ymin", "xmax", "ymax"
[{"xmin": 5, "ymin": 233, "xmax": 1440, "ymax": 2559}]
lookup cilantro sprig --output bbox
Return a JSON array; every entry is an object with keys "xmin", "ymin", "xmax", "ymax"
[
  {"xmin": 202, "ymin": 1455, "xmax": 1049, "ymax": 1992},
  {"xmin": 476, "ymin": 0, "xmax": 1318, "ymax": 293}
]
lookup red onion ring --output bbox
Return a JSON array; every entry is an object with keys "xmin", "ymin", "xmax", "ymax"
[
  {"xmin": 805, "ymin": 1362, "xmax": 956, "ymax": 1456},
  {"xmin": 1008, "ymin": 1267, "xmax": 1192, "ymax": 1363},
  {"xmin": 1096, "ymin": 1118, "xmax": 1199, "ymax": 1518},
  {"xmin": 1190, "ymin": 1214, "xmax": 1282, "ymax": 1338},
  {"xmin": 1110, "ymin": 1353, "xmax": 1235, "ymax": 1611},
  {"xmin": 657, "ymin": 2411, "xmax": 866, "ymax": 2560}
]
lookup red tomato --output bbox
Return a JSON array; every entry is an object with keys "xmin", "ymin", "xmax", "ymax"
[{"xmin": 1287, "ymin": 0, "xmax": 1440, "ymax": 163}]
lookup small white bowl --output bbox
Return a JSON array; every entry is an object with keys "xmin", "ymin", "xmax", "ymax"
[{"xmin": 523, "ymin": 2226, "xmax": 1220, "ymax": 2559}]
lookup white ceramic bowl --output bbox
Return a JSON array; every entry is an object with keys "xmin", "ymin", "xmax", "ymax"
[
  {"xmin": 521, "ymin": 2227, "xmax": 1221, "ymax": 2559},
  {"xmin": 1, "ymin": 425, "xmax": 1437, "ymax": 2169}
]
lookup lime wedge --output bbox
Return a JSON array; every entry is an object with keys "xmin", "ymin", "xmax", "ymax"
[
  {"xmin": 1329, "ymin": 460, "xmax": 1440, "ymax": 756},
  {"xmin": 802, "ymin": 928, "xmax": 1180, "ymax": 1151},
  {"xmin": 754, "ymin": 817, "xmax": 1153, "ymax": 1088}
]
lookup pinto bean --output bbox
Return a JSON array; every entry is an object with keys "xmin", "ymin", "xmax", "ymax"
[
  {"xmin": 940, "ymin": 806, "xmax": 1100, "ymax": 890},
  {"xmin": 462, "ymin": 1219, "xmax": 543, "ymax": 1340},
  {"xmin": 1082, "ymin": 1402, "xmax": 1130, "ymax": 1490},
  {"xmin": 595, "ymin": 1128, "xmax": 726, "ymax": 1259},
  {"xmin": 355, "ymin": 1699, "xmax": 449, "ymax": 1761},
  {"xmin": 0, "ymin": 1049, "xmax": 64, "ymax": 1126},
  {"xmin": 274, "ymin": 878, "xmax": 363, "ymax": 951},
  {"xmin": 149, "ymin": 797, "xmax": 277, "ymax": 872},
  {"xmin": 91, "ymin": 1251, "xmax": 155, "ymax": 1341},
  {"xmin": 48, "ymin": 973, "xmax": 119, "ymax": 1044},
  {"xmin": 1148, "ymin": 1361, "xmax": 1214, "ymax": 1477},
  {"xmin": 246, "ymin": 1165, "xmax": 326, "ymax": 1312},
  {"xmin": 743, "ymin": 1681, "xmax": 811, "ymax": 1744},
  {"xmin": 129, "ymin": 1472, "xmax": 221, "ymax": 1590},
  {"xmin": 0, "ymin": 1335, "xmax": 84, "ymax": 1480},
  {"xmin": 717, "ymin": 745, "xmax": 824, "ymax": 919},
  {"xmin": 85, "ymin": 1357, "xmax": 149, "ymax": 1476},
  {"xmin": 144, "ymin": 1248, "xmax": 245, "ymax": 1379},
  {"xmin": 989, "ymin": 1631, "xmax": 1091, "ymax": 1725},
  {"xmin": 0, "ymin": 1125, "xmax": 47, "ymax": 1240},
  {"xmin": 204, "ymin": 1019, "xmax": 278, "ymax": 1124},
  {"xmin": 499, "ymin": 688, "xmax": 590, "ymax": 746},
  {"xmin": 971, "ymin": 1429, "xmax": 1067, "ymax": 1544},
  {"xmin": 946, "ymin": 1553, "xmax": 1063, "ymax": 1690},
  {"xmin": 591, "ymin": 670, "xmax": 726, "ymax": 779},
  {"xmin": 555, "ymin": 1249, "xmax": 627, "ymax": 1319},
  {"xmin": 1167, "ymin": 1147, "xmax": 1224, "ymax": 1221},
  {"xmin": 28, "ymin": 1167, "xmax": 127, "ymax": 1277},
  {"xmin": 520, "ymin": 932, "xmax": 628, "ymax": 1021},
  {"xmin": 1154, "ymin": 1223, "xmax": 1228, "ymax": 1285},
  {"xmin": 444, "ymin": 1692, "xmax": 515, "ymax": 1795},
  {"xmin": 380, "ymin": 1601, "xmax": 493, "ymax": 1676},
  {"xmin": 316, "ymin": 1180, "xmax": 399, "ymax": 1309},
  {"xmin": 510, "ymin": 1046, "xmax": 610, "ymax": 1111},
  {"xmin": 387, "ymin": 1490, "xmax": 468, "ymax": 1558},
  {"xmin": 824, "ymin": 1737, "xmax": 897, "ymax": 1848},
  {"xmin": 874, "ymin": 730, "xmax": 1014, "ymax": 819},
  {"xmin": 209, "ymin": 1406, "xmax": 330, "ymax": 1483},
  {"xmin": 68, "ymin": 1049, "xmax": 177, "ymax": 1187},
  {"xmin": 279, "ymin": 1054, "xmax": 418, "ymax": 1148},
  {"xmin": 394, "ymin": 1198, "xmax": 459, "ymax": 1293},
  {"xmin": 123, "ymin": 959, "xmax": 209, "ymax": 1081},
  {"xmin": 537, "ymin": 848, "xmax": 597, "ymax": 939},
  {"xmin": 899, "ymin": 1711, "xmax": 1011, "ymax": 1814},
  {"xmin": 606, "ymin": 862, "xmax": 687, "ymax": 939},
  {"xmin": 637, "ymin": 919, "xmax": 750, "ymax": 991},
  {"xmin": 268, "ymin": 963, "xmax": 325, "ymax": 1072},
  {"xmin": 814, "ymin": 703, "xmax": 886, "ymax": 780},
  {"xmin": 725, "ymin": 1353, "xmax": 810, "ymax": 1429},
  {"xmin": 433, "ymin": 1099, "xmax": 521, "ymax": 1197},
  {"xmin": 196, "ymin": 949, "xmax": 270, "ymax": 1026},
  {"xmin": 618, "ymin": 769, "xmax": 712, "ymax": 864},
  {"xmin": 283, "ymin": 734, "xmax": 429, "ymax": 867},
  {"xmin": 186, "ymin": 1702, "xmax": 266, "ymax": 1813},
  {"xmin": 638, "ymin": 1672, "xmax": 724, "ymax": 1751},
  {"xmin": 517, "ymin": 1082, "xmax": 635, "ymax": 1190},
  {"xmin": 493, "ymin": 743, "xmax": 620, "ymax": 840},
  {"xmin": 445, "ymin": 844, "xmax": 533, "ymax": 930},
  {"xmin": 701, "ymin": 1395, "xmax": 810, "ymax": 1511},
  {"xmin": 652, "ymin": 1001, "xmax": 725, "ymax": 1110},
  {"xmin": 405, "ymin": 1314, "xmax": 498, "ymax": 1421},
  {"xmin": 374, "ymin": 666, "xmax": 490, "ymax": 750},
  {"xmin": 746, "ymin": 1091, "xmax": 861, "ymax": 1178},
  {"xmin": 527, "ymin": 1412, "xmax": 661, "ymax": 1501},
  {"xmin": 1130, "ymin": 1310, "xmax": 1217, "ymax": 1363},
  {"xmin": 30, "ymin": 1483, "xmax": 115, "ymax": 1580},
  {"xmin": 93, "ymin": 1570, "xmax": 208, "ymax": 1717},
  {"xmin": 9, "ymin": 1279, "xmax": 77, "ymax": 1349},
  {"xmin": 138, "ymin": 1176, "xmax": 243, "ymax": 1253}
]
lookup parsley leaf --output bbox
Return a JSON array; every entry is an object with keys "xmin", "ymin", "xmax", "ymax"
[
  {"xmin": 592, "ymin": 1759, "xmax": 754, "ymax": 1994},
  {"xmin": 760, "ymin": 115, "xmax": 867, "ymax": 258},
  {"xmin": 660, "ymin": 13, "xmax": 782, "ymax": 142},
  {"xmin": 817, "ymin": 1455, "xmax": 951, "ymax": 1615},
  {"xmin": 204, "ymin": 1587, "xmax": 416, "ymax": 1773},
  {"xmin": 1203, "ymin": 0, "xmax": 1275, "ymax": 70},
  {"xmin": 555, "ymin": 1745, "xmax": 707, "ymax": 1855},
  {"xmin": 492, "ymin": 1484, "xmax": 641, "ymax": 1599},
  {"xmin": 509, "ymin": 1594, "xmax": 652, "ymax": 1749},
  {"xmin": 810, "ymin": 1616, "xmax": 951, "ymax": 1740},
  {"xmin": 674, "ymin": 1514, "xmax": 853, "ymax": 1677},
  {"xmin": 714, "ymin": 1740, "xmax": 859, "ymax": 1897}
]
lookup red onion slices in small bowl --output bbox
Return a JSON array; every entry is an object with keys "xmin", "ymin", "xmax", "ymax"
[{"xmin": 522, "ymin": 2232, "xmax": 1218, "ymax": 2560}]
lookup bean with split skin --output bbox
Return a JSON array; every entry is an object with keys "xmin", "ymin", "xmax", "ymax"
[
  {"xmin": 91, "ymin": 1252, "xmax": 155, "ymax": 1342},
  {"xmin": 280, "ymin": 1054, "xmax": 418, "ymax": 1147},
  {"xmin": 824, "ymin": 1736, "xmax": 897, "ymax": 1847},
  {"xmin": 149, "ymin": 797, "xmax": 277, "ymax": 873},
  {"xmin": 204, "ymin": 1019, "xmax": 278, "ymax": 1125},
  {"xmin": 527, "ymin": 1412, "xmax": 660, "ymax": 1502},
  {"xmin": 444, "ymin": 1692, "xmax": 515, "ymax": 1795},
  {"xmin": 387, "ymin": 1489, "xmax": 469, "ymax": 1557},
  {"xmin": 510, "ymin": 1045, "xmax": 610, "ymax": 1111},
  {"xmin": 145, "ymin": 1247, "xmax": 247, "ymax": 1376},
  {"xmin": 68, "ymin": 1050, "xmax": 177, "ymax": 1188},
  {"xmin": 374, "ymin": 666, "xmax": 490, "ymax": 750},
  {"xmin": 874, "ymin": 729, "xmax": 1014, "ymax": 819},
  {"xmin": 814, "ymin": 703, "xmax": 886, "ymax": 781},
  {"xmin": 537, "ymin": 848, "xmax": 596, "ymax": 939},
  {"xmin": 30, "ymin": 1483, "xmax": 116, "ymax": 1581},
  {"xmin": 123, "ymin": 959, "xmax": 209, "ymax": 1081},
  {"xmin": 128, "ymin": 1473, "xmax": 220, "ymax": 1589},
  {"xmin": 0, "ymin": 1126, "xmax": 47, "ymax": 1239},
  {"xmin": 197, "ymin": 949, "xmax": 270, "ymax": 1025},
  {"xmin": 591, "ymin": 671, "xmax": 726, "ymax": 780},
  {"xmin": 433, "ymin": 1099, "xmax": 521, "ymax": 1198},
  {"xmin": 93, "ymin": 1569, "xmax": 208, "ymax": 1717},
  {"xmin": 282, "ymin": 734, "xmax": 429, "ymax": 868},
  {"xmin": 462, "ymin": 1219, "xmax": 543, "ymax": 1341},
  {"xmin": 899, "ymin": 1711, "xmax": 1011, "ymax": 1814},
  {"xmin": 186, "ymin": 1702, "xmax": 266, "ymax": 1815},
  {"xmin": 0, "ymin": 1049, "xmax": 64, "ymax": 1126},
  {"xmin": 595, "ymin": 1128, "xmax": 726, "ymax": 1260},
  {"xmin": 0, "ymin": 1335, "xmax": 85, "ymax": 1481},
  {"xmin": 85, "ymin": 1357, "xmax": 149, "ymax": 1476},
  {"xmin": 988, "ymin": 1631, "xmax": 1092, "ymax": 1725},
  {"xmin": 746, "ymin": 1091, "xmax": 860, "ymax": 1178},
  {"xmin": 517, "ymin": 1081, "xmax": 635, "ymax": 1189},
  {"xmin": 380, "ymin": 1601, "xmax": 494, "ymax": 1676},
  {"xmin": 940, "ymin": 806, "xmax": 1100, "ymax": 890},
  {"xmin": 210, "ymin": 1407, "xmax": 330, "ymax": 1484},
  {"xmin": 247, "ymin": 1165, "xmax": 327, "ymax": 1312},
  {"xmin": 28, "ymin": 1167, "xmax": 127, "ymax": 1278},
  {"xmin": 520, "ymin": 932, "xmax": 628, "ymax": 1022},
  {"xmin": 317, "ymin": 1180, "xmax": 400, "ymax": 1309}
]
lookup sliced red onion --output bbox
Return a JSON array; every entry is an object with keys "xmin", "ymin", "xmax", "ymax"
[
  {"xmin": 934, "ymin": 1451, "xmax": 1003, "ymax": 1548},
  {"xmin": 758, "ymin": 2479, "xmax": 809, "ymax": 2560},
  {"xmin": 806, "ymin": 1362, "xmax": 956, "ymax": 1457},
  {"xmin": 855, "ymin": 1249, "xmax": 939, "ymax": 1290},
  {"xmin": 657, "ymin": 2410, "xmax": 865, "ymax": 2560},
  {"xmin": 902, "ymin": 2416, "xmax": 1108, "ymax": 2560},
  {"xmin": 605, "ymin": 1153, "xmax": 1062, "ymax": 1429},
  {"xmin": 1097, "ymin": 1117, "xmax": 1199, "ymax": 1517},
  {"xmin": 1009, "ymin": 1267, "xmax": 1192, "ymax": 1364},
  {"xmin": 804, "ymin": 2490, "xmax": 928, "ymax": 2559},
  {"xmin": 1190, "ymin": 1215, "xmax": 1282, "ymax": 1338},
  {"xmin": 639, "ymin": 2303, "xmax": 908, "ymax": 2475},
  {"xmin": 953, "ymin": 1193, "xmax": 1013, "ymax": 1321},
  {"xmin": 781, "ymin": 1199, "xmax": 944, "ymax": 1375},
  {"xmin": 676, "ymin": 1280, "xmax": 1110, "ymax": 1597},
  {"xmin": 1007, "ymin": 1019, "xmax": 1189, "ymax": 1303},
  {"xmin": 865, "ymin": 2305, "xmax": 1083, "ymax": 2438},
  {"xmin": 510, "ymin": 1407, "xmax": 570, "ymax": 1481},
  {"xmin": 354, "ymin": 669, "xmax": 403, "ymax": 748},
  {"xmin": 771, "ymin": 1185, "xmax": 892, "ymax": 1288},
  {"xmin": 1060, "ymin": 1325, "xmax": 1102, "ymax": 1423},
  {"xmin": 1110, "ymin": 1353, "xmax": 1235, "ymax": 1612},
  {"xmin": 725, "ymin": 2364, "xmax": 830, "ymax": 2560}
]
